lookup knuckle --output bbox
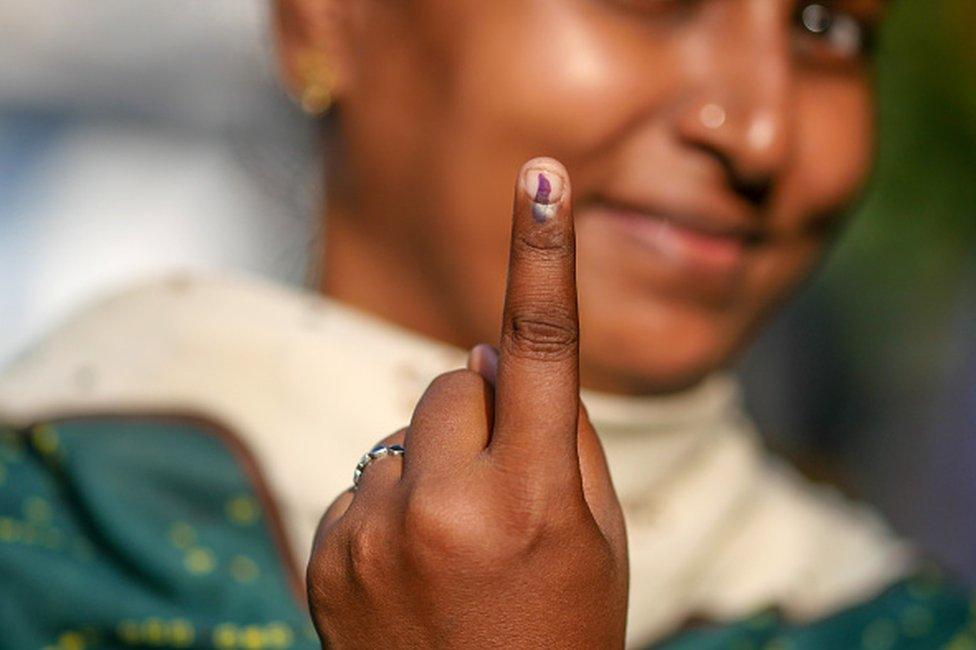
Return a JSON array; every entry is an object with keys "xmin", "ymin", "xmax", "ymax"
[
  {"xmin": 307, "ymin": 571, "xmax": 335, "ymax": 616},
  {"xmin": 498, "ymin": 485, "xmax": 564, "ymax": 540},
  {"xmin": 346, "ymin": 519, "xmax": 389, "ymax": 584},
  {"xmin": 403, "ymin": 489, "xmax": 466, "ymax": 555},
  {"xmin": 503, "ymin": 307, "xmax": 579, "ymax": 361},
  {"xmin": 398, "ymin": 482, "xmax": 583, "ymax": 577},
  {"xmin": 307, "ymin": 538, "xmax": 349, "ymax": 611},
  {"xmin": 423, "ymin": 368, "xmax": 484, "ymax": 401},
  {"xmin": 401, "ymin": 486, "xmax": 501, "ymax": 569},
  {"xmin": 490, "ymin": 466, "xmax": 586, "ymax": 540}
]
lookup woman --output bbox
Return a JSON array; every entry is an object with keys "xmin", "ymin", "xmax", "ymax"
[{"xmin": 0, "ymin": 0, "xmax": 970, "ymax": 648}]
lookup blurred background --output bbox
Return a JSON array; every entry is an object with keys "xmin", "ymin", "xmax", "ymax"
[
  {"xmin": 1, "ymin": 0, "xmax": 974, "ymax": 585},
  {"xmin": 0, "ymin": 0, "xmax": 320, "ymax": 372}
]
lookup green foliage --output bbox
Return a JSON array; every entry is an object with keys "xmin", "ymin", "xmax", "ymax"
[{"xmin": 817, "ymin": 0, "xmax": 976, "ymax": 380}]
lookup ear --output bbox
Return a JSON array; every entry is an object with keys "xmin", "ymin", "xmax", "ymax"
[{"xmin": 272, "ymin": 0, "xmax": 349, "ymax": 105}]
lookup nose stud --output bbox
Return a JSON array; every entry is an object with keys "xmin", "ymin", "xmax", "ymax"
[{"xmin": 699, "ymin": 103, "xmax": 727, "ymax": 130}]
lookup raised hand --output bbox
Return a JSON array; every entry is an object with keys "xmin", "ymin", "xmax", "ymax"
[{"xmin": 307, "ymin": 158, "xmax": 628, "ymax": 649}]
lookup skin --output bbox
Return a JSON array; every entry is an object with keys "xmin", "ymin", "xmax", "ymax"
[
  {"xmin": 277, "ymin": 0, "xmax": 883, "ymax": 395},
  {"xmin": 309, "ymin": 162, "xmax": 629, "ymax": 647},
  {"xmin": 273, "ymin": 0, "xmax": 887, "ymax": 645}
]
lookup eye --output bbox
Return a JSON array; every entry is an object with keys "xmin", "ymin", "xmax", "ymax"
[{"xmin": 794, "ymin": 2, "xmax": 876, "ymax": 63}]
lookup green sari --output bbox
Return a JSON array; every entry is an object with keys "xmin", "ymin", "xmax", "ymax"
[{"xmin": 1, "ymin": 416, "xmax": 971, "ymax": 649}]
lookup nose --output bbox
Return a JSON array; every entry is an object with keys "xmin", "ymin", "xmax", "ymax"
[{"xmin": 675, "ymin": 0, "xmax": 793, "ymax": 201}]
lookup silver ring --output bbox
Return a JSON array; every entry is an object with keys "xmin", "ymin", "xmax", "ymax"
[{"xmin": 352, "ymin": 444, "xmax": 405, "ymax": 488}]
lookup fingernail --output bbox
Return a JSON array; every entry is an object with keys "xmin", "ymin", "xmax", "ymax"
[
  {"xmin": 469, "ymin": 343, "xmax": 499, "ymax": 385},
  {"xmin": 522, "ymin": 161, "xmax": 565, "ymax": 223}
]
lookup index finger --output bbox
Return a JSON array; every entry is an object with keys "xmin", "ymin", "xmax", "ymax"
[{"xmin": 491, "ymin": 157, "xmax": 580, "ymax": 472}]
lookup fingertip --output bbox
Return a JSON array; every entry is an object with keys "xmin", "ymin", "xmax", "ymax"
[
  {"xmin": 520, "ymin": 157, "xmax": 569, "ymax": 223},
  {"xmin": 520, "ymin": 157, "xmax": 568, "ymax": 191}
]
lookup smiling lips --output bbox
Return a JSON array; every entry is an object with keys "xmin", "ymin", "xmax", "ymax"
[{"xmin": 588, "ymin": 203, "xmax": 765, "ymax": 275}]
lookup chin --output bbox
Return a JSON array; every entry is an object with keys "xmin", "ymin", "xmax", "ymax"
[{"xmin": 579, "ymin": 306, "xmax": 744, "ymax": 396}]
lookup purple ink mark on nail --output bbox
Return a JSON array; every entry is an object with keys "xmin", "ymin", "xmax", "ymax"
[
  {"xmin": 532, "ymin": 173, "xmax": 554, "ymax": 223},
  {"xmin": 534, "ymin": 172, "xmax": 552, "ymax": 204},
  {"xmin": 532, "ymin": 203, "xmax": 551, "ymax": 223}
]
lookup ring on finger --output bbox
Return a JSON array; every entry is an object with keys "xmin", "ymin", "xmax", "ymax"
[{"xmin": 352, "ymin": 444, "xmax": 406, "ymax": 489}]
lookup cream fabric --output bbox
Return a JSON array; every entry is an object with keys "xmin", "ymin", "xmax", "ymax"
[{"xmin": 0, "ymin": 273, "xmax": 913, "ymax": 647}]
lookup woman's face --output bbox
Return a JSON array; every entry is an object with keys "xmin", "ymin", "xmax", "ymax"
[{"xmin": 277, "ymin": 0, "xmax": 884, "ymax": 394}]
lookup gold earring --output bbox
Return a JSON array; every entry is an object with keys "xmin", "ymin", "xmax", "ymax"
[{"xmin": 296, "ymin": 51, "xmax": 336, "ymax": 116}]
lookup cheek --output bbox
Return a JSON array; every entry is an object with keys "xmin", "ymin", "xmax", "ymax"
[
  {"xmin": 744, "ymin": 77, "xmax": 874, "ymax": 331},
  {"xmin": 427, "ymin": 3, "xmax": 672, "ymax": 263},
  {"xmin": 450, "ymin": 3, "xmax": 669, "ymax": 153},
  {"xmin": 413, "ymin": 3, "xmax": 674, "ymax": 332},
  {"xmin": 791, "ymin": 75, "xmax": 875, "ymax": 219}
]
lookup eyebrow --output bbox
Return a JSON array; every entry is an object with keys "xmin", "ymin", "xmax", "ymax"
[{"xmin": 818, "ymin": 0, "xmax": 889, "ymax": 22}]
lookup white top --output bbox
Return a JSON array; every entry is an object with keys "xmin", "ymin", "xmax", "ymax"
[{"xmin": 0, "ymin": 273, "xmax": 913, "ymax": 647}]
